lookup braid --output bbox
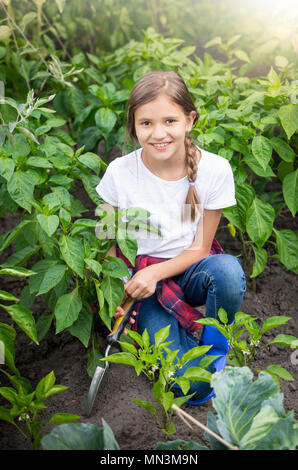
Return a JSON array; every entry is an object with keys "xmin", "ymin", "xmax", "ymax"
[{"xmin": 183, "ymin": 136, "xmax": 202, "ymax": 222}]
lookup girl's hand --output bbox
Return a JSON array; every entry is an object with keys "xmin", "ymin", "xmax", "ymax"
[
  {"xmin": 124, "ymin": 265, "xmax": 159, "ymax": 299},
  {"xmin": 114, "ymin": 305, "xmax": 137, "ymax": 335}
]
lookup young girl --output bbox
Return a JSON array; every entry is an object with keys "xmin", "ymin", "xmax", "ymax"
[{"xmin": 96, "ymin": 71, "xmax": 246, "ymax": 403}]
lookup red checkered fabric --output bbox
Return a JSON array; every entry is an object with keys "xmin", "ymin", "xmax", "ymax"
[{"xmin": 116, "ymin": 239, "xmax": 224, "ymax": 334}]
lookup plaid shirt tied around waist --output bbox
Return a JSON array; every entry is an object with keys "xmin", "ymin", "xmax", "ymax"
[{"xmin": 116, "ymin": 238, "xmax": 223, "ymax": 334}]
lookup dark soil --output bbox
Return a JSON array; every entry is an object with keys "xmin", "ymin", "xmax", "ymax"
[{"xmin": 0, "ymin": 156, "xmax": 297, "ymax": 451}]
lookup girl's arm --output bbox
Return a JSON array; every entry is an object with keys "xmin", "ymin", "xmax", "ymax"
[{"xmin": 124, "ymin": 209, "xmax": 222, "ymax": 298}]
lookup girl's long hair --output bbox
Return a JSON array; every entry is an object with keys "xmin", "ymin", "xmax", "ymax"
[{"xmin": 125, "ymin": 71, "xmax": 201, "ymax": 223}]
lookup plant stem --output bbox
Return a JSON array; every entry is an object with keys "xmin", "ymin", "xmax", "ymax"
[
  {"xmin": 239, "ymin": 231, "xmax": 256, "ymax": 292},
  {"xmin": 13, "ymin": 421, "xmax": 30, "ymax": 442},
  {"xmin": 172, "ymin": 404, "xmax": 239, "ymax": 450},
  {"xmin": 231, "ymin": 345, "xmax": 244, "ymax": 367},
  {"xmin": 172, "ymin": 407, "xmax": 208, "ymax": 447}
]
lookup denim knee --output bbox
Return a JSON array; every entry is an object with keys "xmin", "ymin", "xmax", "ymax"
[
  {"xmin": 214, "ymin": 254, "xmax": 246, "ymax": 295},
  {"xmin": 210, "ymin": 254, "xmax": 246, "ymax": 320}
]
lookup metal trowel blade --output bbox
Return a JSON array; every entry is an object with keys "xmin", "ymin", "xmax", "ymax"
[{"xmin": 85, "ymin": 362, "xmax": 109, "ymax": 417}]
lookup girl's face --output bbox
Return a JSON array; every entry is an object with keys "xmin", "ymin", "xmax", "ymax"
[{"xmin": 134, "ymin": 94, "xmax": 196, "ymax": 167}]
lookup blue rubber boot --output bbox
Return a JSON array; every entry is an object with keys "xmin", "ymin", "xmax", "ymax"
[{"xmin": 183, "ymin": 325, "xmax": 229, "ymax": 405}]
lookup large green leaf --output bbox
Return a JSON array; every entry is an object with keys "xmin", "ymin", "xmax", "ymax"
[
  {"xmin": 278, "ymin": 104, "xmax": 298, "ymax": 140},
  {"xmin": 181, "ymin": 345, "xmax": 212, "ymax": 365},
  {"xmin": 79, "ymin": 172, "xmax": 102, "ymax": 205},
  {"xmin": 52, "ymin": 186, "xmax": 71, "ymax": 210},
  {"xmin": 47, "ymin": 413, "xmax": 80, "ymax": 425},
  {"xmin": 68, "ymin": 303, "xmax": 93, "ymax": 347},
  {"xmin": 0, "ymin": 219, "xmax": 31, "ymax": 254},
  {"xmin": 239, "ymin": 394, "xmax": 298, "ymax": 450},
  {"xmin": 103, "ymin": 351, "xmax": 137, "ymax": 366},
  {"xmin": 155, "ymin": 440, "xmax": 208, "ymax": 450},
  {"xmin": 154, "ymin": 324, "xmax": 170, "ymax": 348},
  {"xmin": 54, "ymin": 287, "xmax": 83, "ymax": 334},
  {"xmin": 35, "ymin": 370, "xmax": 68, "ymax": 401},
  {"xmin": 4, "ymin": 133, "xmax": 31, "ymax": 158},
  {"xmin": 269, "ymin": 334, "xmax": 298, "ymax": 348},
  {"xmin": 26, "ymin": 156, "xmax": 53, "ymax": 169},
  {"xmin": 59, "ymin": 235, "xmax": 85, "ymax": 278},
  {"xmin": 0, "ymin": 290, "xmax": 19, "ymax": 302},
  {"xmin": 37, "ymin": 214, "xmax": 59, "ymax": 237},
  {"xmin": 78, "ymin": 152, "xmax": 104, "ymax": 175},
  {"xmin": 273, "ymin": 228, "xmax": 298, "ymax": 272},
  {"xmin": 183, "ymin": 366, "xmax": 212, "ymax": 383},
  {"xmin": 95, "ymin": 108, "xmax": 117, "ymax": 140},
  {"xmin": 0, "ymin": 266, "xmax": 36, "ymax": 277},
  {"xmin": 246, "ymin": 197, "xmax": 275, "ymax": 248},
  {"xmin": 243, "ymin": 152, "xmax": 275, "ymax": 178},
  {"xmin": 0, "ymin": 303, "xmax": 38, "ymax": 345},
  {"xmin": 0, "ymin": 322, "xmax": 18, "ymax": 374},
  {"xmin": 223, "ymin": 183, "xmax": 255, "ymax": 232},
  {"xmin": 102, "ymin": 257, "xmax": 130, "ymax": 279},
  {"xmin": 211, "ymin": 367, "xmax": 278, "ymax": 446},
  {"xmin": 261, "ymin": 315, "xmax": 291, "ymax": 334},
  {"xmin": 282, "ymin": 169, "xmax": 298, "ymax": 217},
  {"xmin": 87, "ymin": 347, "xmax": 105, "ymax": 378},
  {"xmin": 41, "ymin": 420, "xmax": 119, "ymax": 450},
  {"xmin": 116, "ymin": 228, "xmax": 138, "ymax": 267},
  {"xmin": 7, "ymin": 170, "xmax": 35, "ymax": 213},
  {"xmin": 270, "ymin": 137, "xmax": 295, "ymax": 163},
  {"xmin": 0, "ymin": 156, "xmax": 15, "ymax": 181},
  {"xmin": 67, "ymin": 86, "xmax": 85, "ymax": 116},
  {"xmin": 251, "ymin": 245, "xmax": 267, "ymax": 278},
  {"xmin": 101, "ymin": 276, "xmax": 124, "ymax": 317},
  {"xmin": 37, "ymin": 264, "xmax": 67, "ymax": 296},
  {"xmin": 29, "ymin": 259, "xmax": 59, "ymax": 294},
  {"xmin": 36, "ymin": 313, "xmax": 54, "ymax": 342},
  {"xmin": 251, "ymin": 135, "xmax": 272, "ymax": 171},
  {"xmin": 2, "ymin": 244, "xmax": 39, "ymax": 268}
]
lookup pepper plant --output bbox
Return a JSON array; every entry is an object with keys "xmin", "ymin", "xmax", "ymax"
[
  {"xmin": 0, "ymin": 321, "xmax": 79, "ymax": 450},
  {"xmin": 103, "ymin": 324, "xmax": 218, "ymax": 439},
  {"xmin": 196, "ymin": 308, "xmax": 298, "ymax": 389},
  {"xmin": 0, "ymin": 368, "xmax": 80, "ymax": 450}
]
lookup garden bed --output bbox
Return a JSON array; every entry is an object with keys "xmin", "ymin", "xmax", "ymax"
[{"xmin": 0, "ymin": 177, "xmax": 297, "ymax": 451}]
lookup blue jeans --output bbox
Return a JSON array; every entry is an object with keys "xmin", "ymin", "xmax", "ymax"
[{"xmin": 136, "ymin": 254, "xmax": 247, "ymax": 402}]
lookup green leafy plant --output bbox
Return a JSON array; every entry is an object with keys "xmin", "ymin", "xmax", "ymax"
[
  {"xmin": 0, "ymin": 320, "xmax": 80, "ymax": 449},
  {"xmin": 0, "ymin": 367, "xmax": 80, "ymax": 450},
  {"xmin": 103, "ymin": 324, "xmax": 218, "ymax": 439},
  {"xmin": 40, "ymin": 367, "xmax": 298, "ymax": 451},
  {"xmin": 162, "ymin": 367, "xmax": 298, "ymax": 450},
  {"xmin": 196, "ymin": 309, "xmax": 298, "ymax": 388},
  {"xmin": 205, "ymin": 366, "xmax": 298, "ymax": 450},
  {"xmin": 41, "ymin": 419, "xmax": 119, "ymax": 450}
]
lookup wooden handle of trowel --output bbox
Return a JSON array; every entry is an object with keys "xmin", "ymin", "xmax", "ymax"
[{"xmin": 107, "ymin": 297, "xmax": 141, "ymax": 345}]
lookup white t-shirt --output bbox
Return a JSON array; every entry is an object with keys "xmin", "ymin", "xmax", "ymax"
[{"xmin": 95, "ymin": 146, "xmax": 236, "ymax": 258}]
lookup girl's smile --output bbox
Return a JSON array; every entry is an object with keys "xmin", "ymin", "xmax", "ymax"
[{"xmin": 150, "ymin": 142, "xmax": 172, "ymax": 151}]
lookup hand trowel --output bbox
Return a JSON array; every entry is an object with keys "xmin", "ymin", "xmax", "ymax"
[{"xmin": 85, "ymin": 295, "xmax": 141, "ymax": 416}]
